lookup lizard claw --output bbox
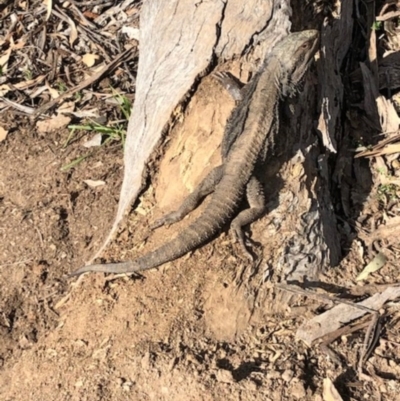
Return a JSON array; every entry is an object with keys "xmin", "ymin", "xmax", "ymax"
[
  {"xmin": 149, "ymin": 218, "xmax": 166, "ymax": 230},
  {"xmin": 150, "ymin": 217, "xmax": 170, "ymax": 230},
  {"xmin": 212, "ymin": 71, "xmax": 243, "ymax": 102}
]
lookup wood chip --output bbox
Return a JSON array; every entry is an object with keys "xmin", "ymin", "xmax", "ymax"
[
  {"xmin": 296, "ymin": 286, "xmax": 400, "ymax": 345},
  {"xmin": 323, "ymin": 378, "xmax": 344, "ymax": 401},
  {"xmin": 0, "ymin": 126, "xmax": 8, "ymax": 142}
]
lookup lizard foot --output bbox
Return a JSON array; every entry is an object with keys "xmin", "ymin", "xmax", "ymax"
[
  {"xmin": 212, "ymin": 71, "xmax": 243, "ymax": 101},
  {"xmin": 150, "ymin": 211, "xmax": 181, "ymax": 230},
  {"xmin": 230, "ymin": 227, "xmax": 255, "ymax": 262}
]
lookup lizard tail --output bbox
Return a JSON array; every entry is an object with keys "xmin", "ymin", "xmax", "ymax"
[
  {"xmin": 70, "ymin": 186, "xmax": 242, "ymax": 276},
  {"xmin": 69, "ymin": 261, "xmax": 142, "ymax": 276}
]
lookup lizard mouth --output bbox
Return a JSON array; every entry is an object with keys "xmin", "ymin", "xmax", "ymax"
[
  {"xmin": 292, "ymin": 33, "xmax": 320, "ymax": 85},
  {"xmin": 283, "ymin": 32, "xmax": 319, "ymax": 96}
]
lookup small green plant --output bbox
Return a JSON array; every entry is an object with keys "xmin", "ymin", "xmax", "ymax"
[
  {"xmin": 377, "ymin": 183, "xmax": 400, "ymax": 201},
  {"xmin": 61, "ymin": 89, "xmax": 131, "ymax": 171},
  {"xmin": 23, "ymin": 69, "xmax": 33, "ymax": 80},
  {"xmin": 372, "ymin": 21, "xmax": 383, "ymax": 31},
  {"xmin": 56, "ymin": 82, "xmax": 68, "ymax": 93},
  {"xmin": 111, "ymin": 87, "xmax": 132, "ymax": 120},
  {"xmin": 61, "ymin": 154, "xmax": 91, "ymax": 172},
  {"xmin": 74, "ymin": 91, "xmax": 83, "ymax": 101},
  {"xmin": 67, "ymin": 120, "xmax": 126, "ymax": 147},
  {"xmin": 61, "ymin": 121, "xmax": 127, "ymax": 171},
  {"xmin": 376, "ymin": 167, "xmax": 388, "ymax": 176}
]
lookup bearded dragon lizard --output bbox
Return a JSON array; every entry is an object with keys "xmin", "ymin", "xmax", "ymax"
[{"xmin": 71, "ymin": 29, "xmax": 319, "ymax": 276}]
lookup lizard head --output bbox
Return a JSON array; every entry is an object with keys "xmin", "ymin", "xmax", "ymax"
[{"xmin": 276, "ymin": 29, "xmax": 319, "ymax": 96}]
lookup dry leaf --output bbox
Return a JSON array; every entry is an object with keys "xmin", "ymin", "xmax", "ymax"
[
  {"xmin": 82, "ymin": 54, "xmax": 100, "ymax": 68},
  {"xmin": 1, "ymin": 97, "xmax": 34, "ymax": 114},
  {"xmin": 83, "ymin": 180, "xmax": 106, "ymax": 188},
  {"xmin": 323, "ymin": 378, "xmax": 343, "ymax": 401},
  {"xmin": 0, "ymin": 84, "xmax": 11, "ymax": 97},
  {"xmin": 356, "ymin": 252, "xmax": 387, "ymax": 281},
  {"xmin": 360, "ymin": 63, "xmax": 400, "ymax": 133},
  {"xmin": 378, "ymin": 175, "xmax": 400, "ymax": 187},
  {"xmin": 70, "ymin": 109, "xmax": 100, "ymax": 118},
  {"xmin": 36, "ymin": 115, "xmax": 72, "ymax": 134},
  {"xmin": 45, "ymin": 82, "xmax": 60, "ymax": 99},
  {"xmin": 43, "ymin": 0, "xmax": 52, "ymax": 21},
  {"xmin": 14, "ymin": 75, "xmax": 46, "ymax": 91},
  {"xmin": 355, "ymin": 131, "xmax": 400, "ymax": 158},
  {"xmin": 83, "ymin": 133, "xmax": 102, "ymax": 148},
  {"xmin": 375, "ymin": 143, "xmax": 400, "ymax": 156},
  {"xmin": 65, "ymin": 14, "xmax": 78, "ymax": 46},
  {"xmin": 0, "ymin": 127, "xmax": 8, "ymax": 142},
  {"xmin": 12, "ymin": 36, "xmax": 27, "ymax": 50},
  {"xmin": 0, "ymin": 48, "xmax": 12, "ymax": 74},
  {"xmin": 376, "ymin": 96, "xmax": 400, "ymax": 134},
  {"xmin": 126, "ymin": 7, "xmax": 140, "ymax": 16},
  {"xmin": 83, "ymin": 11, "xmax": 100, "ymax": 20},
  {"xmin": 30, "ymin": 85, "xmax": 49, "ymax": 99},
  {"xmin": 121, "ymin": 26, "xmax": 140, "ymax": 40},
  {"xmin": 57, "ymin": 101, "xmax": 75, "ymax": 115}
]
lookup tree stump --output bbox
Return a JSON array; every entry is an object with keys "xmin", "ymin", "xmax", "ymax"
[{"xmin": 90, "ymin": 0, "xmax": 349, "ymax": 296}]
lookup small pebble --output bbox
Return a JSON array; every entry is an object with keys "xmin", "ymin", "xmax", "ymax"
[{"xmin": 282, "ymin": 369, "xmax": 294, "ymax": 382}]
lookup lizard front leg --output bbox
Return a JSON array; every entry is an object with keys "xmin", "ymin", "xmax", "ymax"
[
  {"xmin": 151, "ymin": 165, "xmax": 224, "ymax": 229},
  {"xmin": 213, "ymin": 71, "xmax": 244, "ymax": 102}
]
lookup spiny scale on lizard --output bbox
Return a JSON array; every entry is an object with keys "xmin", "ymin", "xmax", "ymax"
[{"xmin": 70, "ymin": 29, "xmax": 319, "ymax": 277}]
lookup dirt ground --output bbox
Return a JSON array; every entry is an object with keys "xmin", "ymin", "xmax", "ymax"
[
  {"xmin": 1, "ymin": 101, "xmax": 400, "ymax": 401},
  {"xmin": 2, "ymin": 2, "xmax": 400, "ymax": 401}
]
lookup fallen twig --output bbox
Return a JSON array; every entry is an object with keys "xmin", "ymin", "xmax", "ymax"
[
  {"xmin": 278, "ymin": 282, "xmax": 395, "ymax": 378},
  {"xmin": 31, "ymin": 47, "xmax": 135, "ymax": 119}
]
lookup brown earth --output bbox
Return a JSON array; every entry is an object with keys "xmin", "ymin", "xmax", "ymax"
[
  {"xmin": 1, "ymin": 2, "xmax": 400, "ymax": 398},
  {"xmin": 1, "ymin": 89, "xmax": 400, "ymax": 401}
]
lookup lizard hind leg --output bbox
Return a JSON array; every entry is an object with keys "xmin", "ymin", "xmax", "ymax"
[
  {"xmin": 150, "ymin": 165, "xmax": 224, "ymax": 230},
  {"xmin": 230, "ymin": 176, "xmax": 266, "ymax": 260}
]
